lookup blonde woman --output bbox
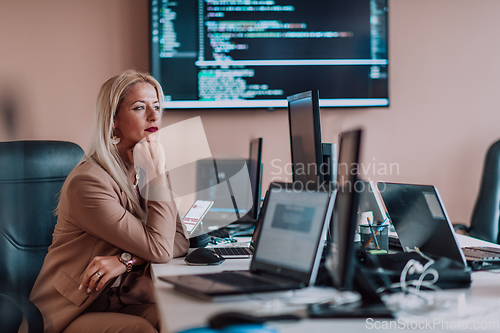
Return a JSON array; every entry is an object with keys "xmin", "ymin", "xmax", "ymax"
[{"xmin": 20, "ymin": 70, "xmax": 189, "ymax": 333}]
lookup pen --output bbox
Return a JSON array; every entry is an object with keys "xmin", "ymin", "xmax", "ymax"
[
  {"xmin": 376, "ymin": 218, "xmax": 390, "ymax": 232},
  {"xmin": 365, "ymin": 216, "xmax": 380, "ymax": 249}
]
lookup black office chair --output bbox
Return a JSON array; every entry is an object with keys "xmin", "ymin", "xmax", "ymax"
[
  {"xmin": 454, "ymin": 139, "xmax": 500, "ymax": 244},
  {"xmin": 0, "ymin": 141, "xmax": 84, "ymax": 333}
]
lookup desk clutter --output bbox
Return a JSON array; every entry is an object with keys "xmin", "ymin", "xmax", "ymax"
[{"xmin": 162, "ymin": 127, "xmax": 487, "ymax": 321}]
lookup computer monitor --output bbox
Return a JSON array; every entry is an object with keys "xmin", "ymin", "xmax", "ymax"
[
  {"xmin": 247, "ymin": 138, "xmax": 263, "ymax": 220},
  {"xmin": 194, "ymin": 139, "xmax": 262, "ymax": 226},
  {"xmin": 309, "ymin": 129, "xmax": 392, "ymax": 318},
  {"xmin": 288, "ymin": 90, "xmax": 323, "ymax": 186},
  {"xmin": 150, "ymin": 0, "xmax": 389, "ymax": 109},
  {"xmin": 328, "ymin": 129, "xmax": 362, "ymax": 290},
  {"xmin": 195, "ymin": 157, "xmax": 251, "ymax": 227}
]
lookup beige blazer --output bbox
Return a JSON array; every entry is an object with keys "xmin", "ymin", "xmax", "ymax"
[{"xmin": 20, "ymin": 160, "xmax": 189, "ymax": 333}]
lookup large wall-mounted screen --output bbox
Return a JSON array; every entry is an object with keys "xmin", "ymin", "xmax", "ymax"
[{"xmin": 150, "ymin": 0, "xmax": 388, "ymax": 109}]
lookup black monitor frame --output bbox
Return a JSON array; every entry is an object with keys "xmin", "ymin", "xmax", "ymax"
[
  {"xmin": 247, "ymin": 138, "xmax": 263, "ymax": 220},
  {"xmin": 287, "ymin": 90, "xmax": 324, "ymax": 186},
  {"xmin": 328, "ymin": 129, "xmax": 362, "ymax": 290},
  {"xmin": 309, "ymin": 128, "xmax": 393, "ymax": 318}
]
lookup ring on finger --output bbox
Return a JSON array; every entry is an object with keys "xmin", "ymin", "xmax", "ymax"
[{"xmin": 95, "ymin": 271, "xmax": 103, "ymax": 278}]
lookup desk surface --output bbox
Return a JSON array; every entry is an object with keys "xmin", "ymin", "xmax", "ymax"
[{"xmin": 152, "ymin": 235, "xmax": 500, "ymax": 333}]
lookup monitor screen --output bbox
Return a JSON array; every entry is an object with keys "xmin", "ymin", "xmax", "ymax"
[
  {"xmin": 195, "ymin": 157, "xmax": 251, "ymax": 228},
  {"xmin": 376, "ymin": 183, "xmax": 466, "ymax": 266},
  {"xmin": 327, "ymin": 129, "xmax": 362, "ymax": 290},
  {"xmin": 288, "ymin": 90, "xmax": 323, "ymax": 186},
  {"xmin": 150, "ymin": 0, "xmax": 389, "ymax": 109},
  {"xmin": 251, "ymin": 183, "xmax": 333, "ymax": 285},
  {"xmin": 194, "ymin": 149, "xmax": 261, "ymax": 227},
  {"xmin": 247, "ymin": 138, "xmax": 263, "ymax": 220}
]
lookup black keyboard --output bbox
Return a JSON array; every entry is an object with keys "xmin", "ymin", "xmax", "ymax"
[
  {"xmin": 212, "ymin": 247, "xmax": 253, "ymax": 256},
  {"xmin": 201, "ymin": 272, "xmax": 275, "ymax": 288}
]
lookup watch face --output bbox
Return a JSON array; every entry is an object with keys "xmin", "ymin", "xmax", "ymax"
[{"xmin": 121, "ymin": 253, "xmax": 132, "ymax": 262}]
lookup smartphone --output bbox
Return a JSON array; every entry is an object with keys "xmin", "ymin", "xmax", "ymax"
[{"xmin": 182, "ymin": 200, "xmax": 214, "ymax": 236}]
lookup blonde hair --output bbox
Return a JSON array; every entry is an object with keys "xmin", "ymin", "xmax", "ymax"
[{"xmin": 87, "ymin": 69, "xmax": 165, "ymax": 220}]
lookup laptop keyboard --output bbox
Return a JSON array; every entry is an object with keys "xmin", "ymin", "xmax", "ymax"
[
  {"xmin": 462, "ymin": 247, "xmax": 500, "ymax": 260},
  {"xmin": 212, "ymin": 247, "xmax": 253, "ymax": 256},
  {"xmin": 201, "ymin": 272, "xmax": 275, "ymax": 288}
]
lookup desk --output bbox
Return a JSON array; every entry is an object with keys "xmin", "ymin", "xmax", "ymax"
[{"xmin": 152, "ymin": 235, "xmax": 500, "ymax": 333}]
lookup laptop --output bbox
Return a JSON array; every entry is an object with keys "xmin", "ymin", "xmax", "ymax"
[
  {"xmin": 159, "ymin": 185, "xmax": 335, "ymax": 300},
  {"xmin": 209, "ymin": 187, "xmax": 271, "ymax": 258},
  {"xmin": 378, "ymin": 182, "xmax": 500, "ymax": 271}
]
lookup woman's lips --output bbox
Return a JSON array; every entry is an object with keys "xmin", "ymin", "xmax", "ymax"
[{"xmin": 145, "ymin": 127, "xmax": 158, "ymax": 133}]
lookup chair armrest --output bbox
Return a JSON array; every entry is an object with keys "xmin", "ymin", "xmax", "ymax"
[
  {"xmin": 453, "ymin": 223, "xmax": 471, "ymax": 236},
  {"xmin": 0, "ymin": 292, "xmax": 43, "ymax": 333}
]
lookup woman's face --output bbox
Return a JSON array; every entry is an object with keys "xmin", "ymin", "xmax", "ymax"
[{"xmin": 113, "ymin": 82, "xmax": 160, "ymax": 149}]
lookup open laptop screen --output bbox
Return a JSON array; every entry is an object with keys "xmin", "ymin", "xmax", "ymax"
[
  {"xmin": 377, "ymin": 182, "xmax": 466, "ymax": 266},
  {"xmin": 252, "ymin": 186, "xmax": 332, "ymax": 275}
]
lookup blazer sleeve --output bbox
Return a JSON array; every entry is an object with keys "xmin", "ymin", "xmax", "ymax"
[{"xmin": 66, "ymin": 171, "xmax": 189, "ymax": 263}]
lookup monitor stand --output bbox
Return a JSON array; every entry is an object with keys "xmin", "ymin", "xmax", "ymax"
[{"xmin": 308, "ymin": 263, "xmax": 394, "ymax": 318}]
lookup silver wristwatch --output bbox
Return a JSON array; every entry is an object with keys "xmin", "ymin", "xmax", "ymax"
[{"xmin": 119, "ymin": 252, "xmax": 133, "ymax": 272}]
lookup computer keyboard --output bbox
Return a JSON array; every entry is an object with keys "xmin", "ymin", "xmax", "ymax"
[
  {"xmin": 462, "ymin": 247, "xmax": 500, "ymax": 260},
  {"xmin": 212, "ymin": 247, "xmax": 253, "ymax": 256},
  {"xmin": 201, "ymin": 272, "xmax": 274, "ymax": 288}
]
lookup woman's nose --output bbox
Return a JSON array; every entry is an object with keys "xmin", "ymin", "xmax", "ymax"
[{"xmin": 147, "ymin": 107, "xmax": 160, "ymax": 122}]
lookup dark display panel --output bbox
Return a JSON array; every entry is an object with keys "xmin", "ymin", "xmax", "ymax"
[
  {"xmin": 151, "ymin": 0, "xmax": 388, "ymax": 108},
  {"xmin": 288, "ymin": 90, "xmax": 323, "ymax": 185}
]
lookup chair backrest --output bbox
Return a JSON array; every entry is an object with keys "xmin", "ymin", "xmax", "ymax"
[
  {"xmin": 469, "ymin": 139, "xmax": 500, "ymax": 244},
  {"xmin": 0, "ymin": 141, "xmax": 84, "ymax": 296}
]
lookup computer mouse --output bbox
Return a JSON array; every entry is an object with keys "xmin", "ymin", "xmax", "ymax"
[
  {"xmin": 208, "ymin": 312, "xmax": 301, "ymax": 329},
  {"xmin": 184, "ymin": 248, "xmax": 225, "ymax": 266},
  {"xmin": 209, "ymin": 312, "xmax": 265, "ymax": 329}
]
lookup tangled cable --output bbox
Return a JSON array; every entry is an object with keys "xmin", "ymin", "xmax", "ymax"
[{"xmin": 377, "ymin": 247, "xmax": 442, "ymax": 314}]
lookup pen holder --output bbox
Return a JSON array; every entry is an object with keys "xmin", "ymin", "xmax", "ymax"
[{"xmin": 359, "ymin": 224, "xmax": 389, "ymax": 254}]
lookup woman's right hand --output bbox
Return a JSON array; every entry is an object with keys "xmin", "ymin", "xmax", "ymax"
[{"xmin": 134, "ymin": 133, "xmax": 167, "ymax": 186}]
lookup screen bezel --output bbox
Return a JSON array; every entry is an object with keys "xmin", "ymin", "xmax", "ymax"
[
  {"xmin": 247, "ymin": 138, "xmax": 263, "ymax": 220},
  {"xmin": 327, "ymin": 129, "xmax": 362, "ymax": 290},
  {"xmin": 288, "ymin": 90, "xmax": 324, "ymax": 186}
]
